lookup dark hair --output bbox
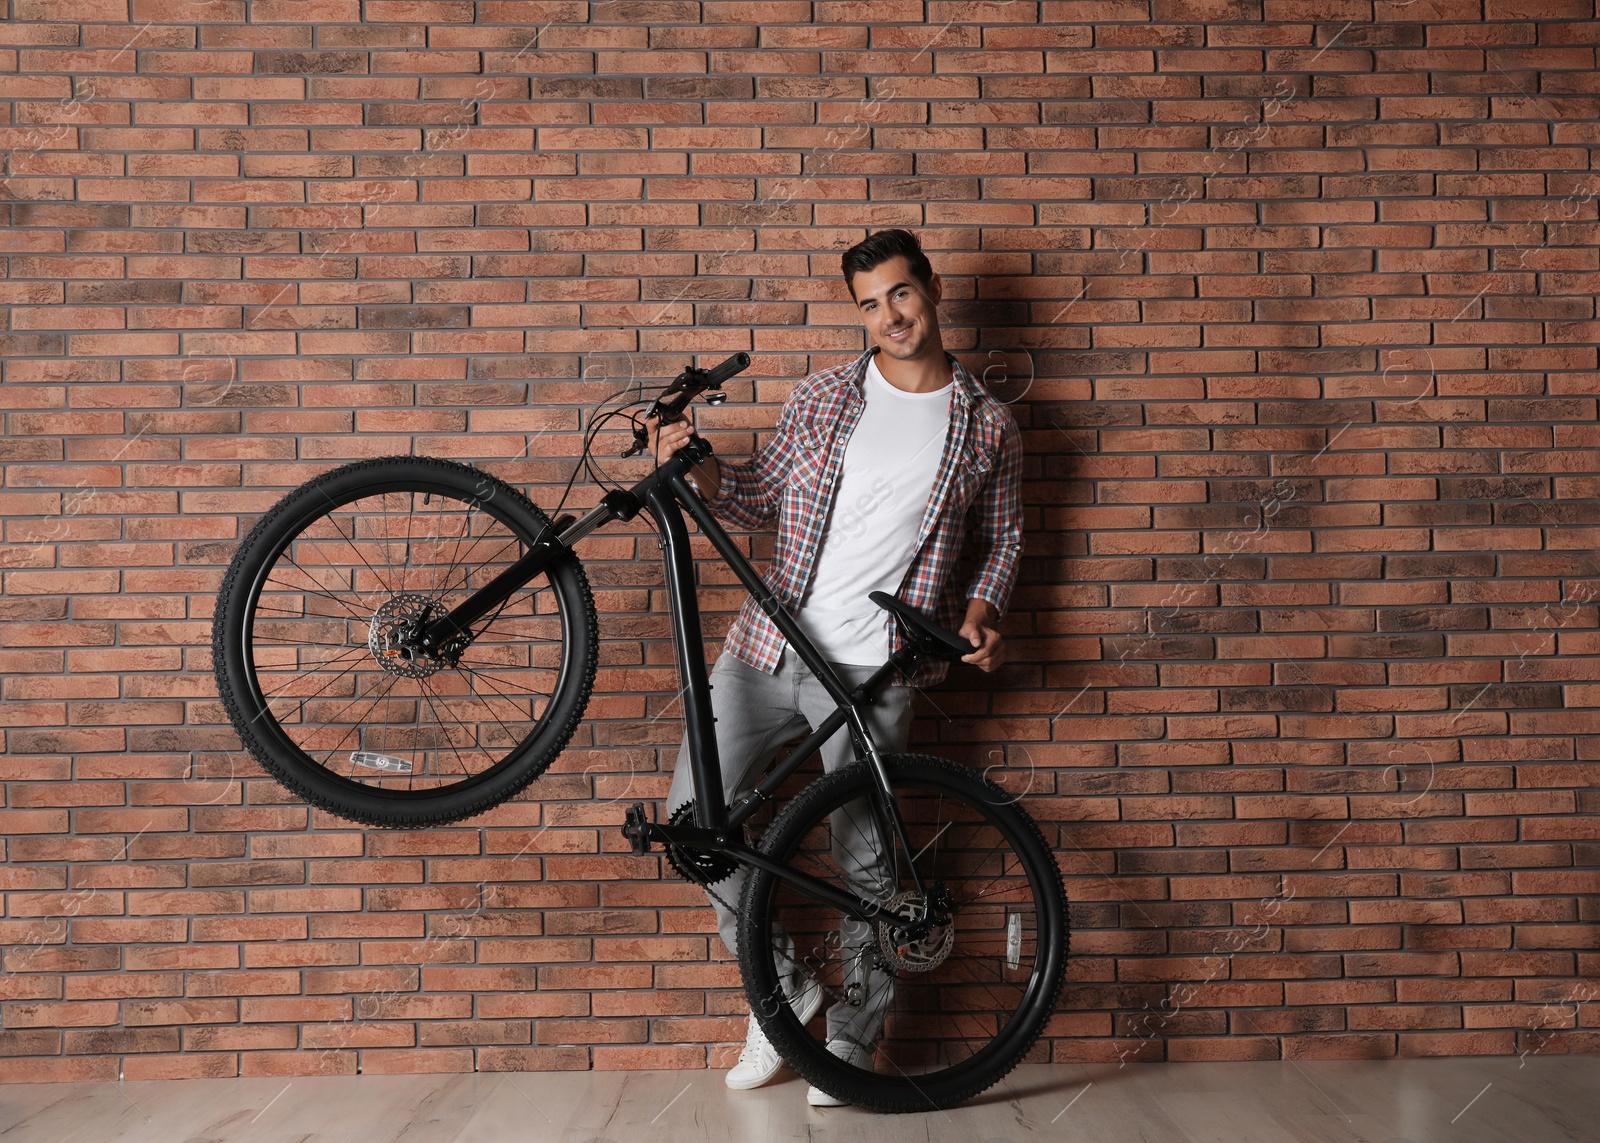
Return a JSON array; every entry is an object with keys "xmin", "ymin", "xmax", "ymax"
[{"xmin": 841, "ymin": 228, "xmax": 935, "ymax": 300}]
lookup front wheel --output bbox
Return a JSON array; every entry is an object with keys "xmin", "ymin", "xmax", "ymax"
[
  {"xmin": 736, "ymin": 754, "xmax": 1068, "ymax": 1113},
  {"xmin": 211, "ymin": 455, "xmax": 599, "ymax": 827}
]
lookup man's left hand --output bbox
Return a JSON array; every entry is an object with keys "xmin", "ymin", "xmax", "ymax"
[{"xmin": 958, "ymin": 599, "xmax": 1005, "ymax": 673}]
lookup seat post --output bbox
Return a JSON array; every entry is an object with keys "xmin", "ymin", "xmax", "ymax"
[{"xmin": 850, "ymin": 645, "xmax": 921, "ymax": 705}]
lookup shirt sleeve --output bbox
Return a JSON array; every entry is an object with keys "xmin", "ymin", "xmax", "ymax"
[
  {"xmin": 963, "ymin": 406, "xmax": 1024, "ymax": 618},
  {"xmin": 703, "ymin": 394, "xmax": 797, "ymax": 530}
]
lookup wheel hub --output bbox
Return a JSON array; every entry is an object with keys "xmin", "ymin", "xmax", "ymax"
[
  {"xmin": 368, "ymin": 594, "xmax": 454, "ymax": 678},
  {"xmin": 876, "ymin": 887, "xmax": 955, "ymax": 973}
]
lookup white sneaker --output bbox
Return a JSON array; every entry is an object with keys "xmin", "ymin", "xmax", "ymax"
[
  {"xmin": 725, "ymin": 966, "xmax": 825, "ymax": 1090},
  {"xmin": 806, "ymin": 1039, "xmax": 874, "ymax": 1108},
  {"xmin": 726, "ymin": 1014, "xmax": 783, "ymax": 1090}
]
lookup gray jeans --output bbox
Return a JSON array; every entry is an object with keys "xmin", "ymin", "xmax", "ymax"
[{"xmin": 665, "ymin": 644, "xmax": 915, "ymax": 1049}]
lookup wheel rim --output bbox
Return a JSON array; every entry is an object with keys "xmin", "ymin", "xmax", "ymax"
[
  {"xmin": 749, "ymin": 767, "xmax": 1059, "ymax": 1093},
  {"xmin": 236, "ymin": 477, "xmax": 578, "ymax": 799}
]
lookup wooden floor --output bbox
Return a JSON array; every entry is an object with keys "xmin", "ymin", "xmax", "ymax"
[{"xmin": 0, "ymin": 1056, "xmax": 1593, "ymax": 1141}]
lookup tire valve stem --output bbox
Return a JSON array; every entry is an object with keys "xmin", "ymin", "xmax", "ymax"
[{"xmin": 1006, "ymin": 912, "xmax": 1022, "ymax": 971}]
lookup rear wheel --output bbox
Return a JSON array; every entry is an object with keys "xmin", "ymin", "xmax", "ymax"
[
  {"xmin": 736, "ymin": 754, "xmax": 1068, "ymax": 1113},
  {"xmin": 211, "ymin": 455, "xmax": 598, "ymax": 826}
]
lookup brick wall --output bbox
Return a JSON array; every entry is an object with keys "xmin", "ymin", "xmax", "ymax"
[{"xmin": 2, "ymin": 0, "xmax": 1598, "ymax": 1083}]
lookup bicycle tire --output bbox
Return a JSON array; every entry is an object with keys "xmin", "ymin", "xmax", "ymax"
[
  {"xmin": 211, "ymin": 455, "xmax": 598, "ymax": 827},
  {"xmin": 736, "ymin": 753, "xmax": 1067, "ymax": 1113}
]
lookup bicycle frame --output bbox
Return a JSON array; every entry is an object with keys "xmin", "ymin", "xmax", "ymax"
[{"xmin": 419, "ymin": 440, "xmax": 928, "ymax": 921}]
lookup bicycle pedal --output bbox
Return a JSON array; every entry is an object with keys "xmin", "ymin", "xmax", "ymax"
[{"xmin": 622, "ymin": 802, "xmax": 652, "ymax": 856}]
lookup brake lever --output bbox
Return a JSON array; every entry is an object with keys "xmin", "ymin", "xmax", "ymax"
[
  {"xmin": 620, "ymin": 393, "xmax": 668, "ymax": 458},
  {"xmin": 622, "ymin": 382, "xmax": 726, "ymax": 458}
]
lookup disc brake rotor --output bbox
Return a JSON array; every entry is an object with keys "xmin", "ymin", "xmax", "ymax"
[
  {"xmin": 876, "ymin": 888, "xmax": 955, "ymax": 973},
  {"xmin": 368, "ymin": 593, "xmax": 447, "ymax": 679}
]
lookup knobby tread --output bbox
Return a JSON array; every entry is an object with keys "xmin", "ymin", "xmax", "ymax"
[{"xmin": 211, "ymin": 454, "xmax": 599, "ymax": 828}]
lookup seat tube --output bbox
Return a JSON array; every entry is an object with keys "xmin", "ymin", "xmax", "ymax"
[{"xmin": 642, "ymin": 480, "xmax": 728, "ymax": 832}]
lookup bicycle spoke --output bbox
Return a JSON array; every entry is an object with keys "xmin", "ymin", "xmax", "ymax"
[
  {"xmin": 249, "ymin": 633, "xmax": 364, "ymax": 648},
  {"xmin": 418, "ymin": 678, "xmax": 478, "ymax": 781},
  {"xmin": 401, "ymin": 489, "xmax": 415, "ymax": 597},
  {"xmin": 298, "ymin": 502, "xmax": 394, "ymax": 609},
  {"xmin": 455, "ymin": 671, "xmax": 546, "ymax": 727},
  {"xmin": 911, "ymin": 816, "xmax": 953, "ymax": 866},
  {"xmin": 254, "ymin": 647, "xmax": 370, "ymax": 708},
  {"xmin": 437, "ymin": 670, "xmax": 532, "ymax": 759},
  {"xmin": 431, "ymin": 516, "xmax": 520, "ymax": 606},
  {"xmin": 266, "ymin": 558, "xmax": 372, "ymax": 624},
  {"xmin": 449, "ymin": 659, "xmax": 544, "ymax": 693},
  {"xmin": 311, "ymin": 671, "xmax": 404, "ymax": 768},
  {"xmin": 432, "ymin": 498, "xmax": 480, "ymax": 601}
]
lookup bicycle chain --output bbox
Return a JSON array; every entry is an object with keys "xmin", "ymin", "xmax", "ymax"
[{"xmin": 662, "ymin": 813, "xmax": 894, "ymax": 1019}]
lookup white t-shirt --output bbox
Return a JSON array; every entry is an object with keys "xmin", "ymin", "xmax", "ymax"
[{"xmin": 792, "ymin": 354, "xmax": 952, "ymax": 665}]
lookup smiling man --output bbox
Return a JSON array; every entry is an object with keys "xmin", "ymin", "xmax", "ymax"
[{"xmin": 646, "ymin": 227, "xmax": 1025, "ymax": 1106}]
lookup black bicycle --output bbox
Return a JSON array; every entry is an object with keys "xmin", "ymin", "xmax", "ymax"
[{"xmin": 211, "ymin": 351, "xmax": 1068, "ymax": 1112}]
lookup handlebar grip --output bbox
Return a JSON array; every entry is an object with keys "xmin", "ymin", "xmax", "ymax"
[{"xmin": 704, "ymin": 351, "xmax": 750, "ymax": 387}]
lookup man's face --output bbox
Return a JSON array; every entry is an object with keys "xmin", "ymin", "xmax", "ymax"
[{"xmin": 850, "ymin": 255, "xmax": 942, "ymax": 361}]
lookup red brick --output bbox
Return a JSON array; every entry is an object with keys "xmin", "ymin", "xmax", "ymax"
[
  {"xmin": 593, "ymin": 1045, "xmax": 706, "ymax": 1070},
  {"xmin": 1398, "ymin": 1030, "xmax": 1517, "ymax": 1056},
  {"xmin": 125, "ymin": 945, "xmax": 240, "ymax": 972},
  {"xmin": 122, "ymin": 999, "xmax": 238, "ymax": 1027},
  {"xmin": 477, "ymin": 1046, "xmax": 589, "ymax": 1071},
  {"xmin": 479, "ymin": 993, "xmax": 591, "ymax": 1019},
  {"xmin": 357, "ymin": 1048, "xmax": 474, "ymax": 1074},
  {"xmin": 302, "ymin": 968, "xmax": 419, "ymax": 996},
  {"xmin": 240, "ymin": 997, "xmax": 353, "ymax": 1024},
  {"xmin": 119, "ymin": 1052, "xmax": 240, "ymax": 1081},
  {"xmin": 301, "ymin": 1023, "xmax": 415, "ymax": 1050},
  {"xmin": 417, "ymin": 1020, "xmax": 531, "ymax": 1047},
  {"xmin": 0, "ymin": 1056, "xmax": 118, "ymax": 1082},
  {"xmin": 240, "ymin": 1050, "xmax": 357, "ymax": 1077},
  {"xmin": 63, "ymin": 971, "xmax": 180, "ymax": 1000},
  {"xmin": 3, "ymin": 1001, "xmax": 120, "ymax": 1028}
]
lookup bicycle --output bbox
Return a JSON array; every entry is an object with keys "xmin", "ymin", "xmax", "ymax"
[{"xmin": 211, "ymin": 350, "xmax": 1068, "ymax": 1112}]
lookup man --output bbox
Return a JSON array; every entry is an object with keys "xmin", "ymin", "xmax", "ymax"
[{"xmin": 645, "ymin": 228, "xmax": 1024, "ymax": 1106}]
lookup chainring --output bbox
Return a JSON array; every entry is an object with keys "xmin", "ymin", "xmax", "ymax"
[{"xmin": 663, "ymin": 803, "xmax": 738, "ymax": 886}]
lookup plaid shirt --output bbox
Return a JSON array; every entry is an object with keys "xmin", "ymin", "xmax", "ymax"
[{"xmin": 703, "ymin": 345, "xmax": 1024, "ymax": 689}]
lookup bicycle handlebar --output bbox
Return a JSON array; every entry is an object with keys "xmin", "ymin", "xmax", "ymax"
[
  {"xmin": 623, "ymin": 351, "xmax": 751, "ymax": 458},
  {"xmin": 701, "ymin": 350, "xmax": 751, "ymax": 388}
]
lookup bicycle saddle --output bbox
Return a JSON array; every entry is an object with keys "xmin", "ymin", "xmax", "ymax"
[{"xmin": 868, "ymin": 591, "xmax": 975, "ymax": 662}]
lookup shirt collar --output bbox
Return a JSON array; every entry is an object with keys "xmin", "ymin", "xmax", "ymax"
[{"xmin": 838, "ymin": 345, "xmax": 976, "ymax": 409}]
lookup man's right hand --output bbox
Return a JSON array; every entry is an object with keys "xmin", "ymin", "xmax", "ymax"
[
  {"xmin": 643, "ymin": 412, "xmax": 694, "ymax": 466},
  {"xmin": 644, "ymin": 413, "xmax": 720, "ymax": 499}
]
